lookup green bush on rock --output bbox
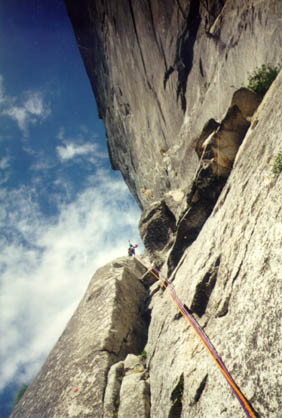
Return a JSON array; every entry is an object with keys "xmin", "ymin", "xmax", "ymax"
[
  {"xmin": 272, "ymin": 151, "xmax": 282, "ymax": 176},
  {"xmin": 140, "ymin": 349, "xmax": 147, "ymax": 359},
  {"xmin": 13, "ymin": 384, "xmax": 28, "ymax": 408},
  {"xmin": 248, "ymin": 63, "xmax": 281, "ymax": 97}
]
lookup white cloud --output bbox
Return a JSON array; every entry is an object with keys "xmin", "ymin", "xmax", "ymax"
[
  {"xmin": 0, "ymin": 156, "xmax": 10, "ymax": 170},
  {"xmin": 3, "ymin": 106, "xmax": 29, "ymax": 134},
  {"xmin": 0, "ymin": 156, "xmax": 11, "ymax": 184},
  {"xmin": 57, "ymin": 127, "xmax": 65, "ymax": 141},
  {"xmin": 57, "ymin": 142, "xmax": 97, "ymax": 160},
  {"xmin": 30, "ymin": 159, "xmax": 54, "ymax": 171},
  {"xmin": 0, "ymin": 75, "xmax": 5, "ymax": 104},
  {"xmin": 0, "ymin": 75, "xmax": 50, "ymax": 136},
  {"xmin": 24, "ymin": 92, "xmax": 45, "ymax": 116},
  {"xmin": 0, "ymin": 169, "xmax": 142, "ymax": 390},
  {"xmin": 56, "ymin": 128, "xmax": 108, "ymax": 166}
]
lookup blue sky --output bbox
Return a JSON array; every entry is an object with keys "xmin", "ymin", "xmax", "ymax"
[{"xmin": 0, "ymin": 1, "xmax": 142, "ymax": 416}]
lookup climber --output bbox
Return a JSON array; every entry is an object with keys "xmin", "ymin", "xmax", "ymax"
[{"xmin": 128, "ymin": 241, "xmax": 138, "ymax": 256}]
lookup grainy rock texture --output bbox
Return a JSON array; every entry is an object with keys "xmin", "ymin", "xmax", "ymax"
[
  {"xmin": 11, "ymin": 258, "xmax": 147, "ymax": 418},
  {"xmin": 12, "ymin": 1, "xmax": 282, "ymax": 417},
  {"xmin": 64, "ymin": 0, "xmax": 281, "ymax": 209},
  {"xmin": 117, "ymin": 354, "xmax": 150, "ymax": 418},
  {"xmin": 146, "ymin": 71, "xmax": 282, "ymax": 418}
]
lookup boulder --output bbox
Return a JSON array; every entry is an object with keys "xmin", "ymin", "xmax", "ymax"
[
  {"xmin": 118, "ymin": 354, "xmax": 150, "ymax": 418},
  {"xmin": 103, "ymin": 353, "xmax": 150, "ymax": 418},
  {"xmin": 230, "ymin": 87, "xmax": 262, "ymax": 120},
  {"xmin": 202, "ymin": 105, "xmax": 250, "ymax": 176},
  {"xmin": 196, "ymin": 88, "xmax": 261, "ymax": 177},
  {"xmin": 139, "ymin": 200, "xmax": 176, "ymax": 267}
]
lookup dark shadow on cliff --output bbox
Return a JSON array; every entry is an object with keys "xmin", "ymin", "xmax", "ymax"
[
  {"xmin": 167, "ymin": 174, "xmax": 226, "ymax": 276},
  {"xmin": 164, "ymin": 0, "xmax": 201, "ymax": 112}
]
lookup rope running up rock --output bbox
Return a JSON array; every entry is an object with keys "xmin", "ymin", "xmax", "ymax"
[{"xmin": 134, "ymin": 255, "xmax": 258, "ymax": 418}]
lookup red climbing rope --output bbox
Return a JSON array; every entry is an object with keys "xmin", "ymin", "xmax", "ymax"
[{"xmin": 134, "ymin": 255, "xmax": 257, "ymax": 418}]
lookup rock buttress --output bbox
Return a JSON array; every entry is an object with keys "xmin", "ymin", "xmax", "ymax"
[{"xmin": 11, "ymin": 257, "xmax": 148, "ymax": 418}]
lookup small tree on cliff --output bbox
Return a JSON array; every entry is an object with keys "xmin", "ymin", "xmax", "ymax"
[
  {"xmin": 12, "ymin": 384, "xmax": 28, "ymax": 408},
  {"xmin": 248, "ymin": 63, "xmax": 281, "ymax": 97}
]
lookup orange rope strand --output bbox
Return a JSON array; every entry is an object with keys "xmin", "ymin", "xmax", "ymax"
[{"xmin": 135, "ymin": 256, "xmax": 256, "ymax": 418}]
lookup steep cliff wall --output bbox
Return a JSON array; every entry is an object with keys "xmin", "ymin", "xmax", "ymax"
[
  {"xmin": 145, "ymin": 72, "xmax": 282, "ymax": 417},
  {"xmin": 64, "ymin": 0, "xmax": 281, "ymax": 209},
  {"xmin": 12, "ymin": 1, "xmax": 282, "ymax": 417}
]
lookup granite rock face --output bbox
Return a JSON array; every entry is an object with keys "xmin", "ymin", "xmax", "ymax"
[
  {"xmin": 140, "ymin": 87, "xmax": 262, "ymax": 273},
  {"xmin": 113, "ymin": 354, "xmax": 150, "ymax": 418},
  {"xmin": 12, "ymin": 1, "xmax": 282, "ymax": 417},
  {"xmin": 145, "ymin": 70, "xmax": 282, "ymax": 418},
  {"xmin": 103, "ymin": 354, "xmax": 150, "ymax": 418},
  {"xmin": 65, "ymin": 0, "xmax": 281, "ymax": 209},
  {"xmin": 11, "ymin": 258, "xmax": 148, "ymax": 418}
]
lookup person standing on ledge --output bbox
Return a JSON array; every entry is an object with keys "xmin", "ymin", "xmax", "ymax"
[{"xmin": 128, "ymin": 241, "xmax": 138, "ymax": 256}]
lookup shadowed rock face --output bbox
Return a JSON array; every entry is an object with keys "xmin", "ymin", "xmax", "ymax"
[
  {"xmin": 195, "ymin": 118, "xmax": 220, "ymax": 159},
  {"xmin": 65, "ymin": 0, "xmax": 281, "ymax": 209},
  {"xmin": 139, "ymin": 200, "xmax": 177, "ymax": 267},
  {"xmin": 64, "ymin": 0, "xmax": 194, "ymax": 208},
  {"xmin": 143, "ymin": 88, "xmax": 261, "ymax": 274},
  {"xmin": 64, "ymin": 0, "xmax": 229, "ymax": 208}
]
